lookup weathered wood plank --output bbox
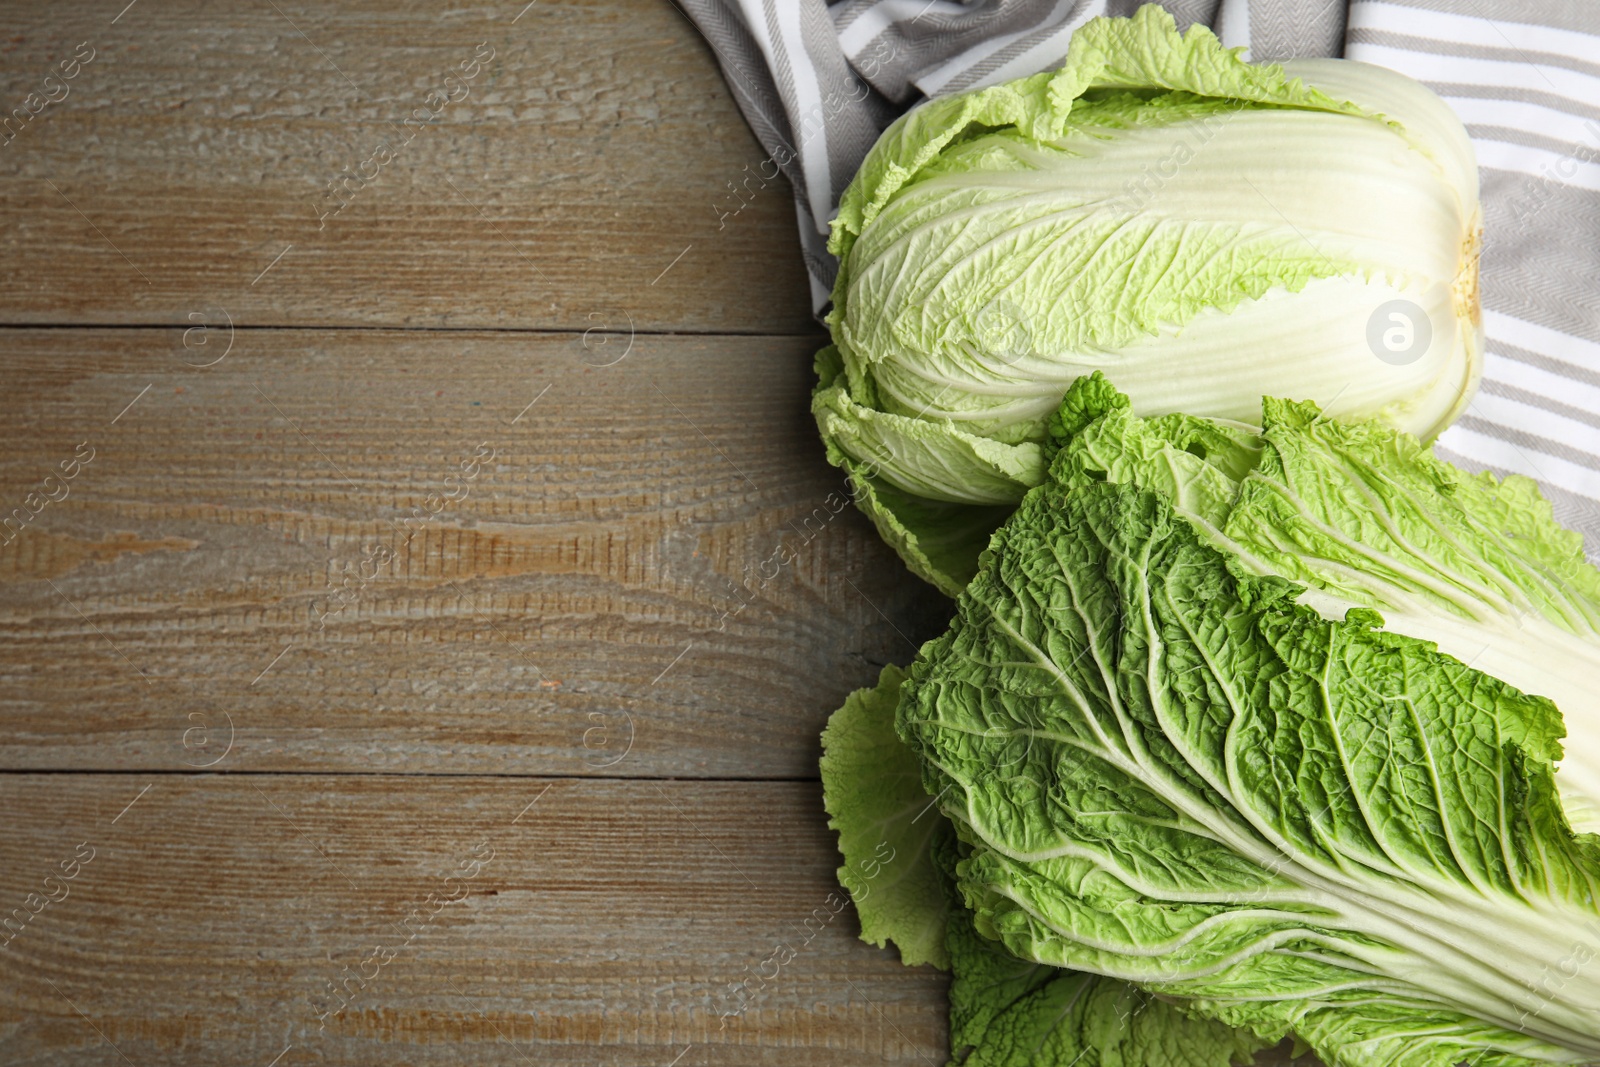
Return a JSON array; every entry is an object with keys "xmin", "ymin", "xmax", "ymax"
[
  {"xmin": 0, "ymin": 0, "xmax": 814, "ymax": 333},
  {"xmin": 0, "ymin": 327, "xmax": 950, "ymax": 777},
  {"xmin": 0, "ymin": 775, "xmax": 949, "ymax": 1065}
]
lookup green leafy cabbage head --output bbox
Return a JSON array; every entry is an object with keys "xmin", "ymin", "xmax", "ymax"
[{"xmin": 816, "ymin": 6, "xmax": 1482, "ymax": 594}]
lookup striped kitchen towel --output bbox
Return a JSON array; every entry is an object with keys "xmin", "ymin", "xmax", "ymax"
[
  {"xmin": 677, "ymin": 0, "xmax": 1600, "ymax": 552},
  {"xmin": 1343, "ymin": 0, "xmax": 1600, "ymax": 552}
]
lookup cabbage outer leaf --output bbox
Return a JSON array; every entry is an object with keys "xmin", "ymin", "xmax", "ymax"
[
  {"xmin": 815, "ymin": 344, "xmax": 1015, "ymax": 595},
  {"xmin": 821, "ymin": 664, "xmax": 1275, "ymax": 1066},
  {"xmin": 1051, "ymin": 374, "xmax": 1600, "ymax": 832},
  {"xmin": 821, "ymin": 664, "xmax": 953, "ymax": 968},
  {"xmin": 900, "ymin": 478, "xmax": 1600, "ymax": 1067},
  {"xmin": 940, "ymin": 833, "xmax": 1272, "ymax": 1067},
  {"xmin": 817, "ymin": 4, "xmax": 1483, "ymax": 526},
  {"xmin": 815, "ymin": 345, "xmax": 1045, "ymax": 507}
]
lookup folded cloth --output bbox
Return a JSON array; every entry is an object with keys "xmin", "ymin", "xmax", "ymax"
[
  {"xmin": 678, "ymin": 0, "xmax": 1600, "ymax": 553},
  {"xmin": 1345, "ymin": 0, "xmax": 1600, "ymax": 550}
]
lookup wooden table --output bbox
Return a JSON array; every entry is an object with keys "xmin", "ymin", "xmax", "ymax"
[{"xmin": 0, "ymin": 2, "xmax": 956, "ymax": 1062}]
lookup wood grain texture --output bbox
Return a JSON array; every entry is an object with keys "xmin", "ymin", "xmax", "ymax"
[
  {"xmin": 0, "ymin": 327, "xmax": 949, "ymax": 777},
  {"xmin": 0, "ymin": 4, "xmax": 1318, "ymax": 1064},
  {"xmin": 0, "ymin": 0, "xmax": 814, "ymax": 333},
  {"xmin": 0, "ymin": 775, "xmax": 949, "ymax": 1065}
]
